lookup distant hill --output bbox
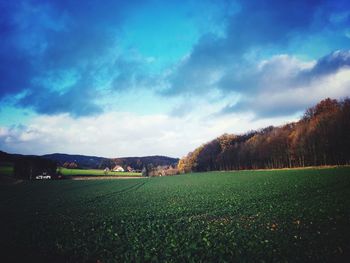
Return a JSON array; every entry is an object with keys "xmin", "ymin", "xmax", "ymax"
[
  {"xmin": 42, "ymin": 153, "xmax": 106, "ymax": 169},
  {"xmin": 0, "ymin": 151, "xmax": 16, "ymax": 163},
  {"xmin": 42, "ymin": 153, "xmax": 179, "ymax": 170},
  {"xmin": 0, "ymin": 151, "xmax": 35, "ymax": 165}
]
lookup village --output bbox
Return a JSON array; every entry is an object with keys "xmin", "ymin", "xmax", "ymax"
[
  {"xmin": 104, "ymin": 164, "xmax": 179, "ymax": 177},
  {"xmin": 61, "ymin": 160, "xmax": 179, "ymax": 177}
]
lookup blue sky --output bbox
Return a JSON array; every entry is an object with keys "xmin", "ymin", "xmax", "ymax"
[{"xmin": 1, "ymin": 0, "xmax": 350, "ymax": 157}]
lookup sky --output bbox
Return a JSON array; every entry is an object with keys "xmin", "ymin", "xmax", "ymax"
[{"xmin": 1, "ymin": 0, "xmax": 350, "ymax": 158}]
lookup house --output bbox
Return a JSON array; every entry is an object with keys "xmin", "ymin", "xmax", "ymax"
[
  {"xmin": 113, "ymin": 165, "xmax": 124, "ymax": 172},
  {"xmin": 126, "ymin": 166, "xmax": 134, "ymax": 172},
  {"xmin": 147, "ymin": 165, "xmax": 179, "ymax": 177}
]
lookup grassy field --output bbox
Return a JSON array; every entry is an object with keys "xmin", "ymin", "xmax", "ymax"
[
  {"xmin": 0, "ymin": 165, "xmax": 13, "ymax": 176},
  {"xmin": 60, "ymin": 167, "xmax": 141, "ymax": 177},
  {"xmin": 0, "ymin": 167, "xmax": 349, "ymax": 262},
  {"xmin": 0, "ymin": 166, "xmax": 141, "ymax": 177}
]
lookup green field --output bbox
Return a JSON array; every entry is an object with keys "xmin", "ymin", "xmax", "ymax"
[
  {"xmin": 1, "ymin": 167, "xmax": 349, "ymax": 262},
  {"xmin": 0, "ymin": 166, "xmax": 141, "ymax": 177},
  {"xmin": 0, "ymin": 165, "xmax": 13, "ymax": 176},
  {"xmin": 60, "ymin": 167, "xmax": 141, "ymax": 177}
]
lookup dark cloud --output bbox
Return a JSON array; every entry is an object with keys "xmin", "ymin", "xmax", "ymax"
[
  {"xmin": 300, "ymin": 50, "xmax": 350, "ymax": 81},
  {"xmin": 221, "ymin": 100, "xmax": 306, "ymax": 119},
  {"xmin": 18, "ymin": 72, "xmax": 103, "ymax": 117},
  {"xmin": 111, "ymin": 57, "xmax": 157, "ymax": 91},
  {"xmin": 0, "ymin": 2, "xmax": 35, "ymax": 97},
  {"xmin": 162, "ymin": 34, "xmax": 227, "ymax": 96},
  {"xmin": 224, "ymin": 0, "xmax": 324, "ymax": 51},
  {"xmin": 0, "ymin": 0, "xmax": 147, "ymax": 116}
]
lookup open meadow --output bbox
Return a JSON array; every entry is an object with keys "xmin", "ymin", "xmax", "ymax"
[
  {"xmin": 60, "ymin": 168, "xmax": 141, "ymax": 177},
  {"xmin": 1, "ymin": 167, "xmax": 349, "ymax": 262},
  {"xmin": 0, "ymin": 166, "xmax": 141, "ymax": 178}
]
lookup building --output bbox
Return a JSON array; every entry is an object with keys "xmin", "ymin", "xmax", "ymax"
[{"xmin": 113, "ymin": 165, "xmax": 124, "ymax": 172}]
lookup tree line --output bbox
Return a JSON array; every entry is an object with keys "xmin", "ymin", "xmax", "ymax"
[
  {"xmin": 178, "ymin": 98, "xmax": 350, "ymax": 172},
  {"xmin": 14, "ymin": 156, "xmax": 58, "ymax": 179}
]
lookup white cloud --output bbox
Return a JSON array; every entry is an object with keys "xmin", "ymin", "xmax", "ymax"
[
  {"xmin": 224, "ymin": 53, "xmax": 350, "ymax": 116},
  {"xmin": 0, "ymin": 127, "xmax": 9, "ymax": 137},
  {"xmin": 2, "ymin": 52, "xmax": 349, "ymax": 158},
  {"xmin": 0, "ymin": 110, "xmax": 298, "ymax": 158}
]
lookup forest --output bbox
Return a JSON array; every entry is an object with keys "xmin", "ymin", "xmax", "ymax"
[{"xmin": 178, "ymin": 98, "xmax": 350, "ymax": 172}]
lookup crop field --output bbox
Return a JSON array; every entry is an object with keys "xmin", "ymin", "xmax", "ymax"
[
  {"xmin": 0, "ymin": 167, "xmax": 349, "ymax": 262},
  {"xmin": 60, "ymin": 168, "xmax": 141, "ymax": 177}
]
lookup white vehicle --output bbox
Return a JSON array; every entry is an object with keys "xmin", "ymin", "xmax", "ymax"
[{"xmin": 35, "ymin": 174, "xmax": 51, "ymax": 180}]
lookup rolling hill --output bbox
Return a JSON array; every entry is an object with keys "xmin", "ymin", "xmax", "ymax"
[{"xmin": 42, "ymin": 153, "xmax": 179, "ymax": 170}]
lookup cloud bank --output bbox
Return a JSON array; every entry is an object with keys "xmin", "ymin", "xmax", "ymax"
[{"xmin": 0, "ymin": 111, "xmax": 298, "ymax": 158}]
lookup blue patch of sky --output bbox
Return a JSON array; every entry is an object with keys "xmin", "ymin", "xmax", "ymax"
[
  {"xmin": 0, "ymin": 106, "xmax": 36, "ymax": 126},
  {"xmin": 98, "ymin": 87, "xmax": 179, "ymax": 115},
  {"xmin": 286, "ymin": 10, "xmax": 350, "ymax": 61},
  {"xmin": 118, "ymin": 0, "xmax": 229, "ymax": 72}
]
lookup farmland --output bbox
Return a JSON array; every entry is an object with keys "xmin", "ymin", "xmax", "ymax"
[
  {"xmin": 60, "ymin": 167, "xmax": 141, "ymax": 177},
  {"xmin": 0, "ymin": 166, "xmax": 141, "ymax": 178},
  {"xmin": 0, "ymin": 167, "xmax": 350, "ymax": 262}
]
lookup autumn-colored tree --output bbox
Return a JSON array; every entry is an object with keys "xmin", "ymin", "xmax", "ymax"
[
  {"xmin": 68, "ymin": 162, "xmax": 78, "ymax": 169},
  {"xmin": 178, "ymin": 98, "xmax": 350, "ymax": 172},
  {"xmin": 177, "ymin": 158, "xmax": 186, "ymax": 173}
]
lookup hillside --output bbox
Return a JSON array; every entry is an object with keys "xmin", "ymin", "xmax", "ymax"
[
  {"xmin": 0, "ymin": 151, "xmax": 16, "ymax": 164},
  {"xmin": 42, "ymin": 153, "xmax": 179, "ymax": 170},
  {"xmin": 0, "ymin": 151, "xmax": 37, "ymax": 165},
  {"xmin": 42, "ymin": 153, "xmax": 106, "ymax": 169},
  {"xmin": 179, "ymin": 98, "xmax": 350, "ymax": 172}
]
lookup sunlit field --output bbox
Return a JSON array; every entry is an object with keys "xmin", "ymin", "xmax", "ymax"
[
  {"xmin": 60, "ymin": 168, "xmax": 141, "ymax": 177},
  {"xmin": 1, "ymin": 167, "xmax": 349, "ymax": 262},
  {"xmin": 0, "ymin": 166, "xmax": 141, "ymax": 178}
]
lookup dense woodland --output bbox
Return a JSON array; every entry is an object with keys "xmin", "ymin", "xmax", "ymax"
[{"xmin": 178, "ymin": 98, "xmax": 350, "ymax": 172}]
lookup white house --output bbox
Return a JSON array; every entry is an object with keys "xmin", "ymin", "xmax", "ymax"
[{"xmin": 113, "ymin": 165, "xmax": 124, "ymax": 172}]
